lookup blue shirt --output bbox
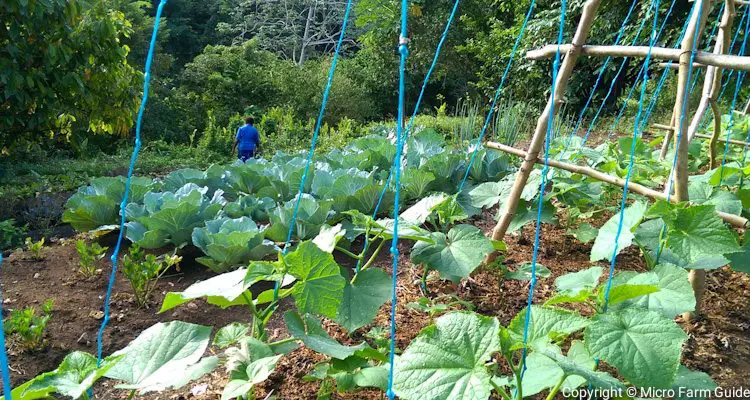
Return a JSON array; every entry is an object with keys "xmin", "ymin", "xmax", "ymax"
[{"xmin": 236, "ymin": 124, "xmax": 260, "ymax": 151}]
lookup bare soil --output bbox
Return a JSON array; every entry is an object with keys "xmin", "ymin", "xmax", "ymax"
[{"xmin": 1, "ymin": 207, "xmax": 749, "ymax": 399}]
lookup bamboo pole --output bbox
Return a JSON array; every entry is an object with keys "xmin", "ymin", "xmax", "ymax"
[
  {"xmin": 648, "ymin": 129, "xmax": 750, "ymax": 146},
  {"xmin": 744, "ymin": 97, "xmax": 750, "ymax": 114},
  {"xmin": 485, "ymin": 142, "xmax": 749, "ymax": 228},
  {"xmin": 486, "ymin": 0, "xmax": 604, "ymax": 263},
  {"xmin": 658, "ymin": 116, "xmax": 675, "ymax": 160},
  {"xmin": 670, "ymin": 0, "xmax": 713, "ymax": 323},
  {"xmin": 709, "ymin": 101, "xmax": 723, "ymax": 168},
  {"xmin": 687, "ymin": 1, "xmax": 735, "ymax": 145},
  {"xmin": 658, "ymin": 62, "xmax": 705, "ymax": 69},
  {"xmin": 526, "ymin": 45, "xmax": 750, "ymax": 72}
]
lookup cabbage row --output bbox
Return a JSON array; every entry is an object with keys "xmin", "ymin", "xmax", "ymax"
[{"xmin": 62, "ymin": 133, "xmax": 512, "ymax": 272}]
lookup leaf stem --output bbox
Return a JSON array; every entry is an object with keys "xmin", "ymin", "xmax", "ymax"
[
  {"xmin": 490, "ymin": 379, "xmax": 513, "ymax": 400},
  {"xmin": 126, "ymin": 389, "xmax": 136, "ymax": 400},
  {"xmin": 545, "ymin": 375, "xmax": 567, "ymax": 400},
  {"xmin": 335, "ymin": 246, "xmax": 361, "ymax": 260}
]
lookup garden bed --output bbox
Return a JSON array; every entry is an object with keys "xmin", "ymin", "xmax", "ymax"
[{"xmin": 2, "ymin": 207, "xmax": 748, "ymax": 399}]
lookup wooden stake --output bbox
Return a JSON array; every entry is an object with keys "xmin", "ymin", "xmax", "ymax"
[
  {"xmin": 687, "ymin": 1, "xmax": 735, "ymax": 145},
  {"xmin": 487, "ymin": 0, "xmax": 604, "ymax": 263},
  {"xmin": 744, "ymin": 97, "xmax": 750, "ymax": 114},
  {"xmin": 526, "ymin": 44, "xmax": 750, "ymax": 72},
  {"xmin": 658, "ymin": 116, "xmax": 676, "ymax": 160},
  {"xmin": 671, "ymin": 0, "xmax": 713, "ymax": 323},
  {"xmin": 485, "ymin": 141, "xmax": 749, "ymax": 228},
  {"xmin": 709, "ymin": 101, "xmax": 723, "ymax": 168}
]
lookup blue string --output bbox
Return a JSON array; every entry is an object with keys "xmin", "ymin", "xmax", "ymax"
[
  {"xmin": 457, "ymin": 0, "xmax": 537, "ymax": 192},
  {"xmin": 356, "ymin": 0, "xmax": 462, "ymax": 275},
  {"xmin": 602, "ymin": 0, "xmax": 662, "ymax": 313},
  {"xmin": 386, "ymin": 1, "xmax": 410, "ymax": 398},
  {"xmin": 718, "ymin": 12, "xmax": 750, "ymax": 186},
  {"xmin": 719, "ymin": 6, "xmax": 750, "ymax": 100},
  {"xmin": 638, "ymin": 12, "xmax": 695, "ymax": 132},
  {"xmin": 656, "ymin": 0, "xmax": 707, "ymax": 262},
  {"xmin": 695, "ymin": 5, "xmax": 747, "ymax": 132},
  {"xmin": 689, "ymin": 2, "xmax": 725, "ymax": 94},
  {"xmin": 0, "ymin": 255, "xmax": 12, "ymax": 399},
  {"xmin": 578, "ymin": 0, "xmax": 679, "ymax": 147},
  {"xmin": 273, "ymin": 0, "xmax": 354, "ymax": 299},
  {"xmin": 96, "ymin": 0, "xmax": 167, "ymax": 367},
  {"xmin": 518, "ymin": 0, "xmax": 567, "ymax": 385},
  {"xmin": 556, "ymin": 0, "xmax": 640, "ymax": 161}
]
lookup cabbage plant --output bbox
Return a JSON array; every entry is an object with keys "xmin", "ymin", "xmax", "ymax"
[
  {"xmin": 265, "ymin": 194, "xmax": 333, "ymax": 242},
  {"xmin": 124, "ymin": 183, "xmax": 226, "ymax": 249},
  {"xmin": 192, "ymin": 217, "xmax": 278, "ymax": 273},
  {"xmin": 62, "ymin": 176, "xmax": 155, "ymax": 232}
]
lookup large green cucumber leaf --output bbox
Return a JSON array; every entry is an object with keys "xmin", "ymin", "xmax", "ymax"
[
  {"xmin": 159, "ymin": 264, "xmax": 275, "ymax": 313},
  {"xmin": 672, "ymin": 365, "xmax": 717, "ymax": 400},
  {"xmin": 611, "ymin": 264, "xmax": 695, "ymax": 318},
  {"xmin": 392, "ymin": 312, "xmax": 500, "ymax": 400},
  {"xmin": 284, "ymin": 311, "xmax": 367, "ymax": 360},
  {"xmin": 507, "ymin": 199, "xmax": 557, "ymax": 233},
  {"xmin": 591, "ymin": 201, "xmax": 647, "ymax": 262},
  {"xmin": 104, "ymin": 321, "xmax": 217, "ymax": 393},
  {"xmin": 536, "ymin": 342, "xmax": 625, "ymax": 390},
  {"xmin": 585, "ymin": 307, "xmax": 687, "ymax": 388},
  {"xmin": 286, "ymin": 241, "xmax": 346, "ymax": 318},
  {"xmin": 664, "ymin": 204, "xmax": 740, "ymax": 264},
  {"xmin": 334, "ymin": 268, "xmax": 392, "ymax": 332},
  {"xmin": 411, "ymin": 224, "xmax": 493, "ymax": 282},
  {"xmin": 508, "ymin": 305, "xmax": 589, "ymax": 344}
]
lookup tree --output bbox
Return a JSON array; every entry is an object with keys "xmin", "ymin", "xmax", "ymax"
[
  {"xmin": 217, "ymin": 0, "xmax": 357, "ymax": 65},
  {"xmin": 0, "ymin": 0, "xmax": 140, "ymax": 154}
]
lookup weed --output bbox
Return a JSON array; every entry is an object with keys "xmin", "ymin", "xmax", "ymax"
[
  {"xmin": 24, "ymin": 237, "xmax": 45, "ymax": 260},
  {"xmin": 121, "ymin": 245, "xmax": 181, "ymax": 308}
]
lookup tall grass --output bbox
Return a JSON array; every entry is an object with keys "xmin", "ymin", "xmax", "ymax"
[{"xmin": 491, "ymin": 100, "xmax": 533, "ymax": 147}]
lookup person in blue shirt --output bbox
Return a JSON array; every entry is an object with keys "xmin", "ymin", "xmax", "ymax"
[{"xmin": 233, "ymin": 117, "xmax": 261, "ymax": 161}]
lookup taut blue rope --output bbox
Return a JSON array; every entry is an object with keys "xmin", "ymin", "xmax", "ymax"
[
  {"xmin": 274, "ymin": 0, "xmax": 354, "ymax": 299},
  {"xmin": 96, "ymin": 0, "xmax": 168, "ymax": 367},
  {"xmin": 656, "ymin": 0, "xmax": 707, "ymax": 263},
  {"xmin": 557, "ymin": 0, "xmax": 640, "ymax": 161},
  {"xmin": 0, "ymin": 255, "xmax": 12, "ymax": 399},
  {"xmin": 577, "ymin": 0, "xmax": 678, "ymax": 147},
  {"xmin": 638, "ymin": 12, "xmax": 695, "ymax": 132},
  {"xmin": 385, "ymin": 1, "xmax": 410, "ymax": 398},
  {"xmin": 689, "ymin": 2, "xmax": 726, "ymax": 94},
  {"xmin": 602, "ymin": 0, "xmax": 662, "ymax": 313},
  {"xmin": 719, "ymin": 6, "xmax": 750, "ymax": 100},
  {"xmin": 457, "ymin": 0, "xmax": 537, "ymax": 192},
  {"xmin": 357, "ymin": 0, "xmax": 461, "ymax": 275},
  {"xmin": 518, "ymin": 0, "xmax": 567, "ymax": 386},
  {"xmin": 718, "ymin": 11, "xmax": 750, "ymax": 186}
]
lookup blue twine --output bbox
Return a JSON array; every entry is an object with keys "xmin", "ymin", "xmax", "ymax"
[
  {"xmin": 96, "ymin": 0, "xmax": 168, "ymax": 367},
  {"xmin": 695, "ymin": 4, "xmax": 747, "ymax": 132},
  {"xmin": 638, "ymin": 11, "xmax": 695, "ymax": 132},
  {"xmin": 719, "ymin": 6, "xmax": 750, "ymax": 100},
  {"xmin": 578, "ymin": 0, "xmax": 679, "ymax": 147},
  {"xmin": 0, "ymin": 255, "xmax": 12, "ymax": 399},
  {"xmin": 385, "ymin": 2, "xmax": 410, "ymax": 398},
  {"xmin": 602, "ymin": 0, "xmax": 662, "ymax": 313},
  {"xmin": 356, "ymin": 0, "xmax": 462, "ymax": 275},
  {"xmin": 273, "ymin": 0, "xmax": 354, "ymax": 299},
  {"xmin": 689, "ymin": 2, "xmax": 726, "ymax": 94},
  {"xmin": 518, "ymin": 0, "xmax": 567, "ymax": 385},
  {"xmin": 556, "ymin": 0, "xmax": 640, "ymax": 162},
  {"xmin": 457, "ymin": 0, "xmax": 537, "ymax": 192},
  {"xmin": 718, "ymin": 12, "xmax": 750, "ymax": 186},
  {"xmin": 605, "ymin": 0, "xmax": 683, "ymax": 139},
  {"xmin": 656, "ymin": 0, "xmax": 707, "ymax": 263}
]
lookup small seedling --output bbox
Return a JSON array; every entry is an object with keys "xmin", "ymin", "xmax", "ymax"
[
  {"xmin": 75, "ymin": 240, "xmax": 108, "ymax": 277},
  {"xmin": 122, "ymin": 245, "xmax": 180, "ymax": 308},
  {"xmin": 24, "ymin": 237, "xmax": 45, "ymax": 260},
  {"xmin": 407, "ymin": 295, "xmax": 475, "ymax": 320},
  {"xmin": 5, "ymin": 299, "xmax": 54, "ymax": 351}
]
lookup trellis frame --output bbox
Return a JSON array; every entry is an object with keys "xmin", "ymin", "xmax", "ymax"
[{"xmin": 485, "ymin": 0, "xmax": 749, "ymax": 319}]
